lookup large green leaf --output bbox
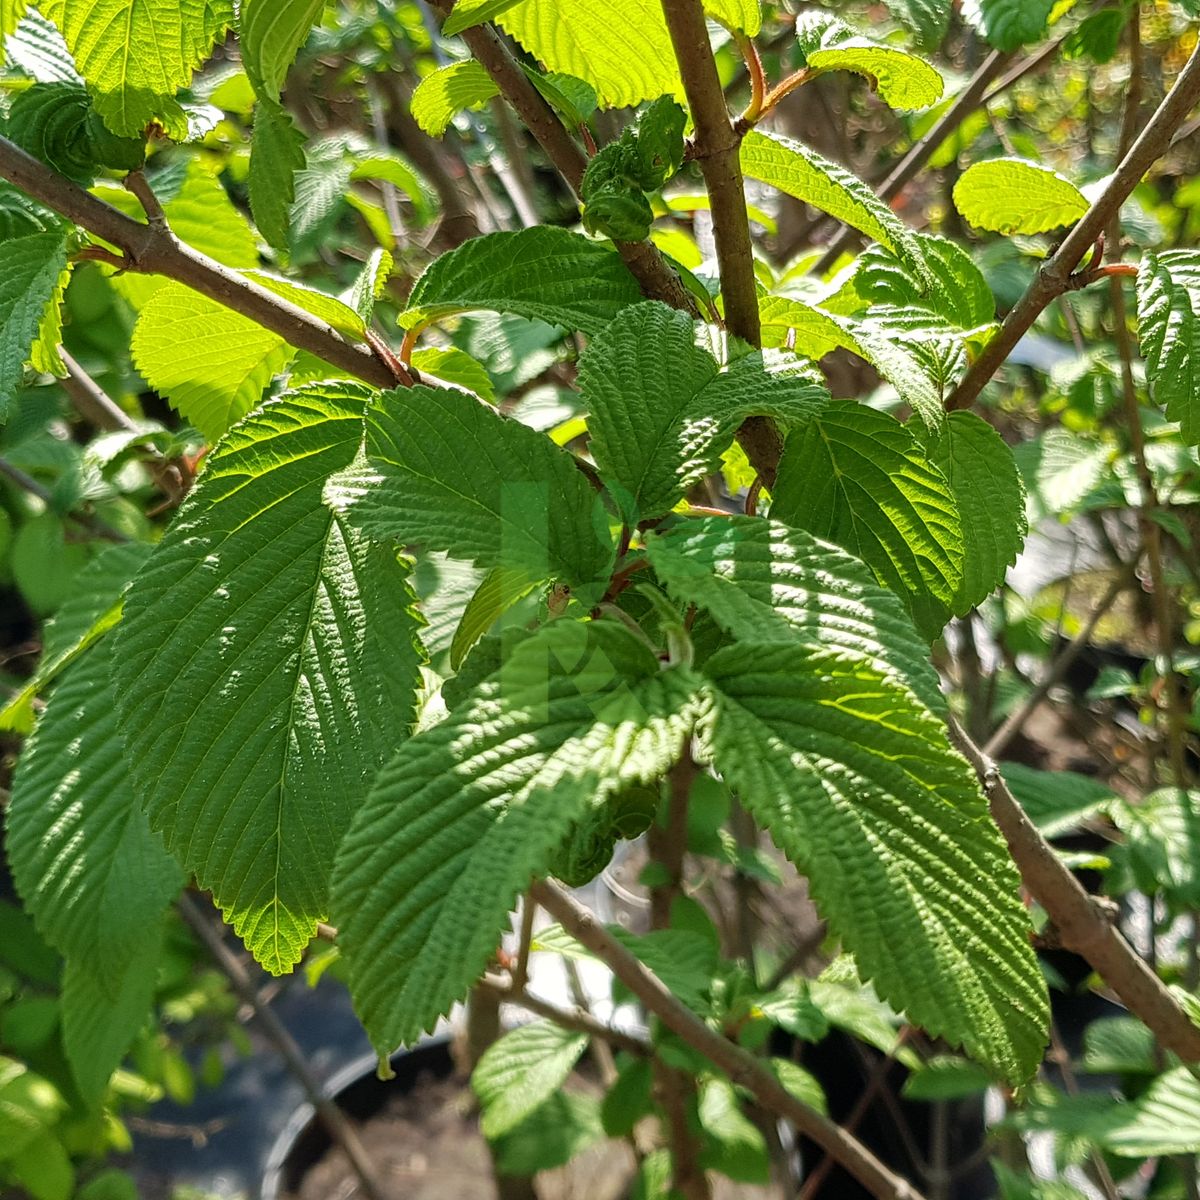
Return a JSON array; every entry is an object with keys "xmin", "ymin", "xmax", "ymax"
[
  {"xmin": 953, "ymin": 159, "xmax": 1087, "ymax": 235},
  {"xmin": 578, "ymin": 302, "xmax": 827, "ymax": 520},
  {"xmin": 473, "ymin": 1021, "xmax": 588, "ymax": 1138},
  {"xmin": 644, "ymin": 515, "xmax": 944, "ymax": 714},
  {"xmin": 249, "ymin": 99, "xmax": 306, "ymax": 251},
  {"xmin": 740, "ymin": 131, "xmax": 927, "ymax": 280},
  {"xmin": 701, "ymin": 641, "xmax": 1047, "ymax": 1083},
  {"xmin": 0, "ymin": 228, "xmax": 69, "ymax": 422},
  {"xmin": 1137, "ymin": 250, "xmax": 1200, "ymax": 444},
  {"xmin": 113, "ymin": 384, "xmax": 425, "ymax": 974},
  {"xmin": 961, "ymin": 0, "xmax": 1054, "ymax": 50},
  {"xmin": 410, "ymin": 61, "xmax": 499, "ymax": 137},
  {"xmin": 498, "ymin": 0, "xmax": 680, "ymax": 108},
  {"xmin": 240, "ymin": 0, "xmax": 324, "ymax": 99},
  {"xmin": 131, "ymin": 282, "xmax": 294, "ymax": 443},
  {"xmin": 795, "ymin": 12, "xmax": 943, "ymax": 111},
  {"xmin": 41, "ymin": 0, "xmax": 232, "ymax": 136},
  {"xmin": 399, "ymin": 227, "xmax": 641, "ymax": 335},
  {"xmin": 5, "ymin": 641, "xmax": 182, "ymax": 989},
  {"xmin": 331, "ymin": 621, "xmax": 705, "ymax": 1051},
  {"xmin": 771, "ymin": 401, "xmax": 964, "ymax": 638},
  {"xmin": 929, "ymin": 411, "xmax": 1026, "ymax": 615},
  {"xmin": 61, "ymin": 934, "xmax": 160, "ymax": 1102},
  {"xmin": 327, "ymin": 385, "xmax": 615, "ymax": 596}
]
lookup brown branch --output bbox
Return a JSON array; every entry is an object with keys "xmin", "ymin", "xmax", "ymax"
[
  {"xmin": 426, "ymin": 1, "xmax": 696, "ymax": 314},
  {"xmin": 177, "ymin": 894, "xmax": 390, "ymax": 1200},
  {"xmin": 950, "ymin": 724, "xmax": 1200, "ymax": 1062},
  {"xmin": 0, "ymin": 135, "xmax": 401, "ymax": 391},
  {"xmin": 531, "ymin": 879, "xmax": 928, "ymax": 1200},
  {"xmin": 58, "ymin": 348, "xmax": 140, "ymax": 434},
  {"xmin": 948, "ymin": 41, "xmax": 1200, "ymax": 412}
]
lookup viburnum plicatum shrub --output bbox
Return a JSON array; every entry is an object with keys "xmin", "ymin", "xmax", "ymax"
[{"xmin": 2, "ymin": 0, "xmax": 1200, "ymax": 1196}]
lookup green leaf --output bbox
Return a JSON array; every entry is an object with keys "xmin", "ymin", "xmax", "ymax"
[
  {"xmin": 795, "ymin": 12, "xmax": 943, "ymax": 111},
  {"xmin": 61, "ymin": 935, "xmax": 160, "ymax": 1102},
  {"xmin": 953, "ymin": 158, "xmax": 1087, "ymax": 235},
  {"xmin": 698, "ymin": 1078, "xmax": 770, "ymax": 1184},
  {"xmin": 493, "ymin": 1091, "xmax": 603, "ymax": 1175},
  {"xmin": 1112, "ymin": 788, "xmax": 1200, "ymax": 908},
  {"xmin": 240, "ymin": 0, "xmax": 325, "ymax": 99},
  {"xmin": 882, "ymin": 0, "xmax": 951, "ymax": 46},
  {"xmin": 930, "ymin": 412, "xmax": 1026, "ymax": 615},
  {"xmin": 498, "ymin": 0, "xmax": 681, "ymax": 109},
  {"xmin": 1013, "ymin": 428, "xmax": 1112, "ymax": 522},
  {"xmin": 5, "ymin": 641, "xmax": 182, "ymax": 987},
  {"xmin": 771, "ymin": 401, "xmax": 964, "ymax": 638},
  {"xmin": 1105, "ymin": 1067, "xmax": 1200, "ymax": 1157},
  {"xmin": 41, "ymin": 0, "xmax": 233, "ymax": 137},
  {"xmin": 701, "ymin": 642, "xmax": 1047, "ymax": 1082},
  {"xmin": 706, "ymin": 0, "xmax": 760, "ymax": 33},
  {"xmin": 327, "ymin": 386, "xmax": 615, "ymax": 594},
  {"xmin": 644, "ymin": 515, "xmax": 945, "ymax": 713},
  {"xmin": 0, "ymin": 541, "xmax": 150, "ymax": 733},
  {"xmin": 1082, "ymin": 1016, "xmax": 1157, "ymax": 1075},
  {"xmin": 443, "ymin": 0, "xmax": 522, "ymax": 36},
  {"xmin": 769, "ymin": 1058, "xmax": 827, "ymax": 1115},
  {"xmin": 902, "ymin": 1055, "xmax": 992, "ymax": 1100},
  {"xmin": 601, "ymin": 1056, "xmax": 654, "ymax": 1136},
  {"xmin": 472, "ymin": 1021, "xmax": 588, "ymax": 1138},
  {"xmin": 741, "ymin": 130, "xmax": 927, "ymax": 280},
  {"xmin": 0, "ymin": 228, "xmax": 69, "ymax": 422},
  {"xmin": 243, "ymin": 270, "xmax": 366, "ymax": 340},
  {"xmin": 410, "ymin": 61, "xmax": 499, "ymax": 137},
  {"xmin": 113, "ymin": 384, "xmax": 425, "ymax": 974},
  {"xmin": 449, "ymin": 565, "xmax": 536, "ymax": 670},
  {"xmin": 578, "ymin": 302, "xmax": 827, "ymax": 520},
  {"xmin": 8, "ymin": 1129, "xmax": 73, "ymax": 1200},
  {"xmin": 1138, "ymin": 250, "xmax": 1200, "ymax": 444},
  {"xmin": 131, "ymin": 282, "xmax": 294, "ymax": 442},
  {"xmin": 348, "ymin": 247, "xmax": 393, "ymax": 323},
  {"xmin": 1000, "ymin": 764, "xmax": 1117, "ymax": 839},
  {"xmin": 249, "ymin": 99, "xmax": 306, "ymax": 251},
  {"xmin": 330, "ymin": 621, "xmax": 705, "ymax": 1051},
  {"xmin": 410, "ymin": 346, "xmax": 494, "ymax": 400},
  {"xmin": 400, "ymin": 227, "xmax": 640, "ymax": 335},
  {"xmin": 961, "ymin": 0, "xmax": 1054, "ymax": 50}
]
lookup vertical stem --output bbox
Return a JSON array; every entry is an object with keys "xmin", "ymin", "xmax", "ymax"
[
  {"xmin": 660, "ymin": 0, "xmax": 759, "ymax": 346},
  {"xmin": 649, "ymin": 754, "xmax": 695, "ymax": 927}
]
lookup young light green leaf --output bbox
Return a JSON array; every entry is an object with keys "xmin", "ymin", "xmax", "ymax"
[
  {"xmin": 249, "ymin": 99, "xmax": 306, "ymax": 251},
  {"xmin": 1013, "ymin": 427, "xmax": 1112, "ymax": 522},
  {"xmin": 131, "ymin": 282, "xmax": 294, "ymax": 442},
  {"xmin": 240, "ymin": 0, "xmax": 325, "ymax": 99},
  {"xmin": 473, "ymin": 1022, "xmax": 589, "ymax": 1139},
  {"xmin": 5, "ymin": 9, "xmax": 82, "ymax": 83},
  {"xmin": 410, "ymin": 346, "xmax": 495, "ymax": 400},
  {"xmin": 0, "ymin": 228, "xmax": 69, "ymax": 421},
  {"xmin": 795, "ymin": 12, "xmax": 943, "ymax": 111},
  {"xmin": 706, "ymin": 0, "xmax": 760, "ymax": 34},
  {"xmin": 0, "ymin": 541, "xmax": 150, "ymax": 734},
  {"xmin": 498, "ymin": 0, "xmax": 681, "ymax": 109},
  {"xmin": 698, "ymin": 1078, "xmax": 770, "ymax": 1184},
  {"xmin": 741, "ymin": 131, "xmax": 927, "ymax": 280},
  {"xmin": 930, "ymin": 411, "xmax": 1026, "ymax": 615},
  {"xmin": 61, "ymin": 934, "xmax": 160, "ymax": 1102},
  {"xmin": 348, "ymin": 247, "xmax": 393, "ymax": 324},
  {"xmin": 953, "ymin": 159, "xmax": 1087, "ymax": 235},
  {"xmin": 400, "ymin": 227, "xmax": 641, "ymax": 335},
  {"xmin": 1104, "ymin": 1068, "xmax": 1200, "ymax": 1158},
  {"xmin": 1137, "ymin": 250, "xmax": 1200, "ymax": 444},
  {"xmin": 327, "ymin": 386, "xmax": 615, "ymax": 594},
  {"xmin": 242, "ymin": 270, "xmax": 367, "ymax": 340},
  {"xmin": 644, "ymin": 515, "xmax": 945, "ymax": 714},
  {"xmin": 578, "ymin": 302, "xmax": 827, "ymax": 520},
  {"xmin": 410, "ymin": 61, "xmax": 500, "ymax": 137},
  {"xmin": 702, "ymin": 641, "xmax": 1047, "ymax": 1083},
  {"xmin": 449, "ymin": 565, "xmax": 536, "ymax": 670},
  {"xmin": 443, "ymin": 0, "xmax": 522, "ymax": 36},
  {"xmin": 114, "ymin": 384, "xmax": 425, "ymax": 975},
  {"xmin": 5, "ymin": 641, "xmax": 182, "ymax": 990},
  {"xmin": 331, "ymin": 621, "xmax": 706, "ymax": 1051},
  {"xmin": 1111, "ymin": 788, "xmax": 1200, "ymax": 909},
  {"xmin": 771, "ymin": 401, "xmax": 964, "ymax": 638},
  {"xmin": 961, "ymin": 0, "xmax": 1054, "ymax": 50},
  {"xmin": 41, "ymin": 0, "xmax": 233, "ymax": 136}
]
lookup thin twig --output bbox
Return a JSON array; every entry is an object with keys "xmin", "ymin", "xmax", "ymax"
[
  {"xmin": 951, "ymin": 722, "xmax": 1200, "ymax": 1062},
  {"xmin": 0, "ymin": 136, "xmax": 401, "ymax": 390},
  {"xmin": 177, "ymin": 894, "xmax": 390, "ymax": 1200},
  {"xmin": 948, "ymin": 41, "xmax": 1200, "ymax": 412},
  {"xmin": 531, "ymin": 879, "xmax": 928, "ymax": 1200}
]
